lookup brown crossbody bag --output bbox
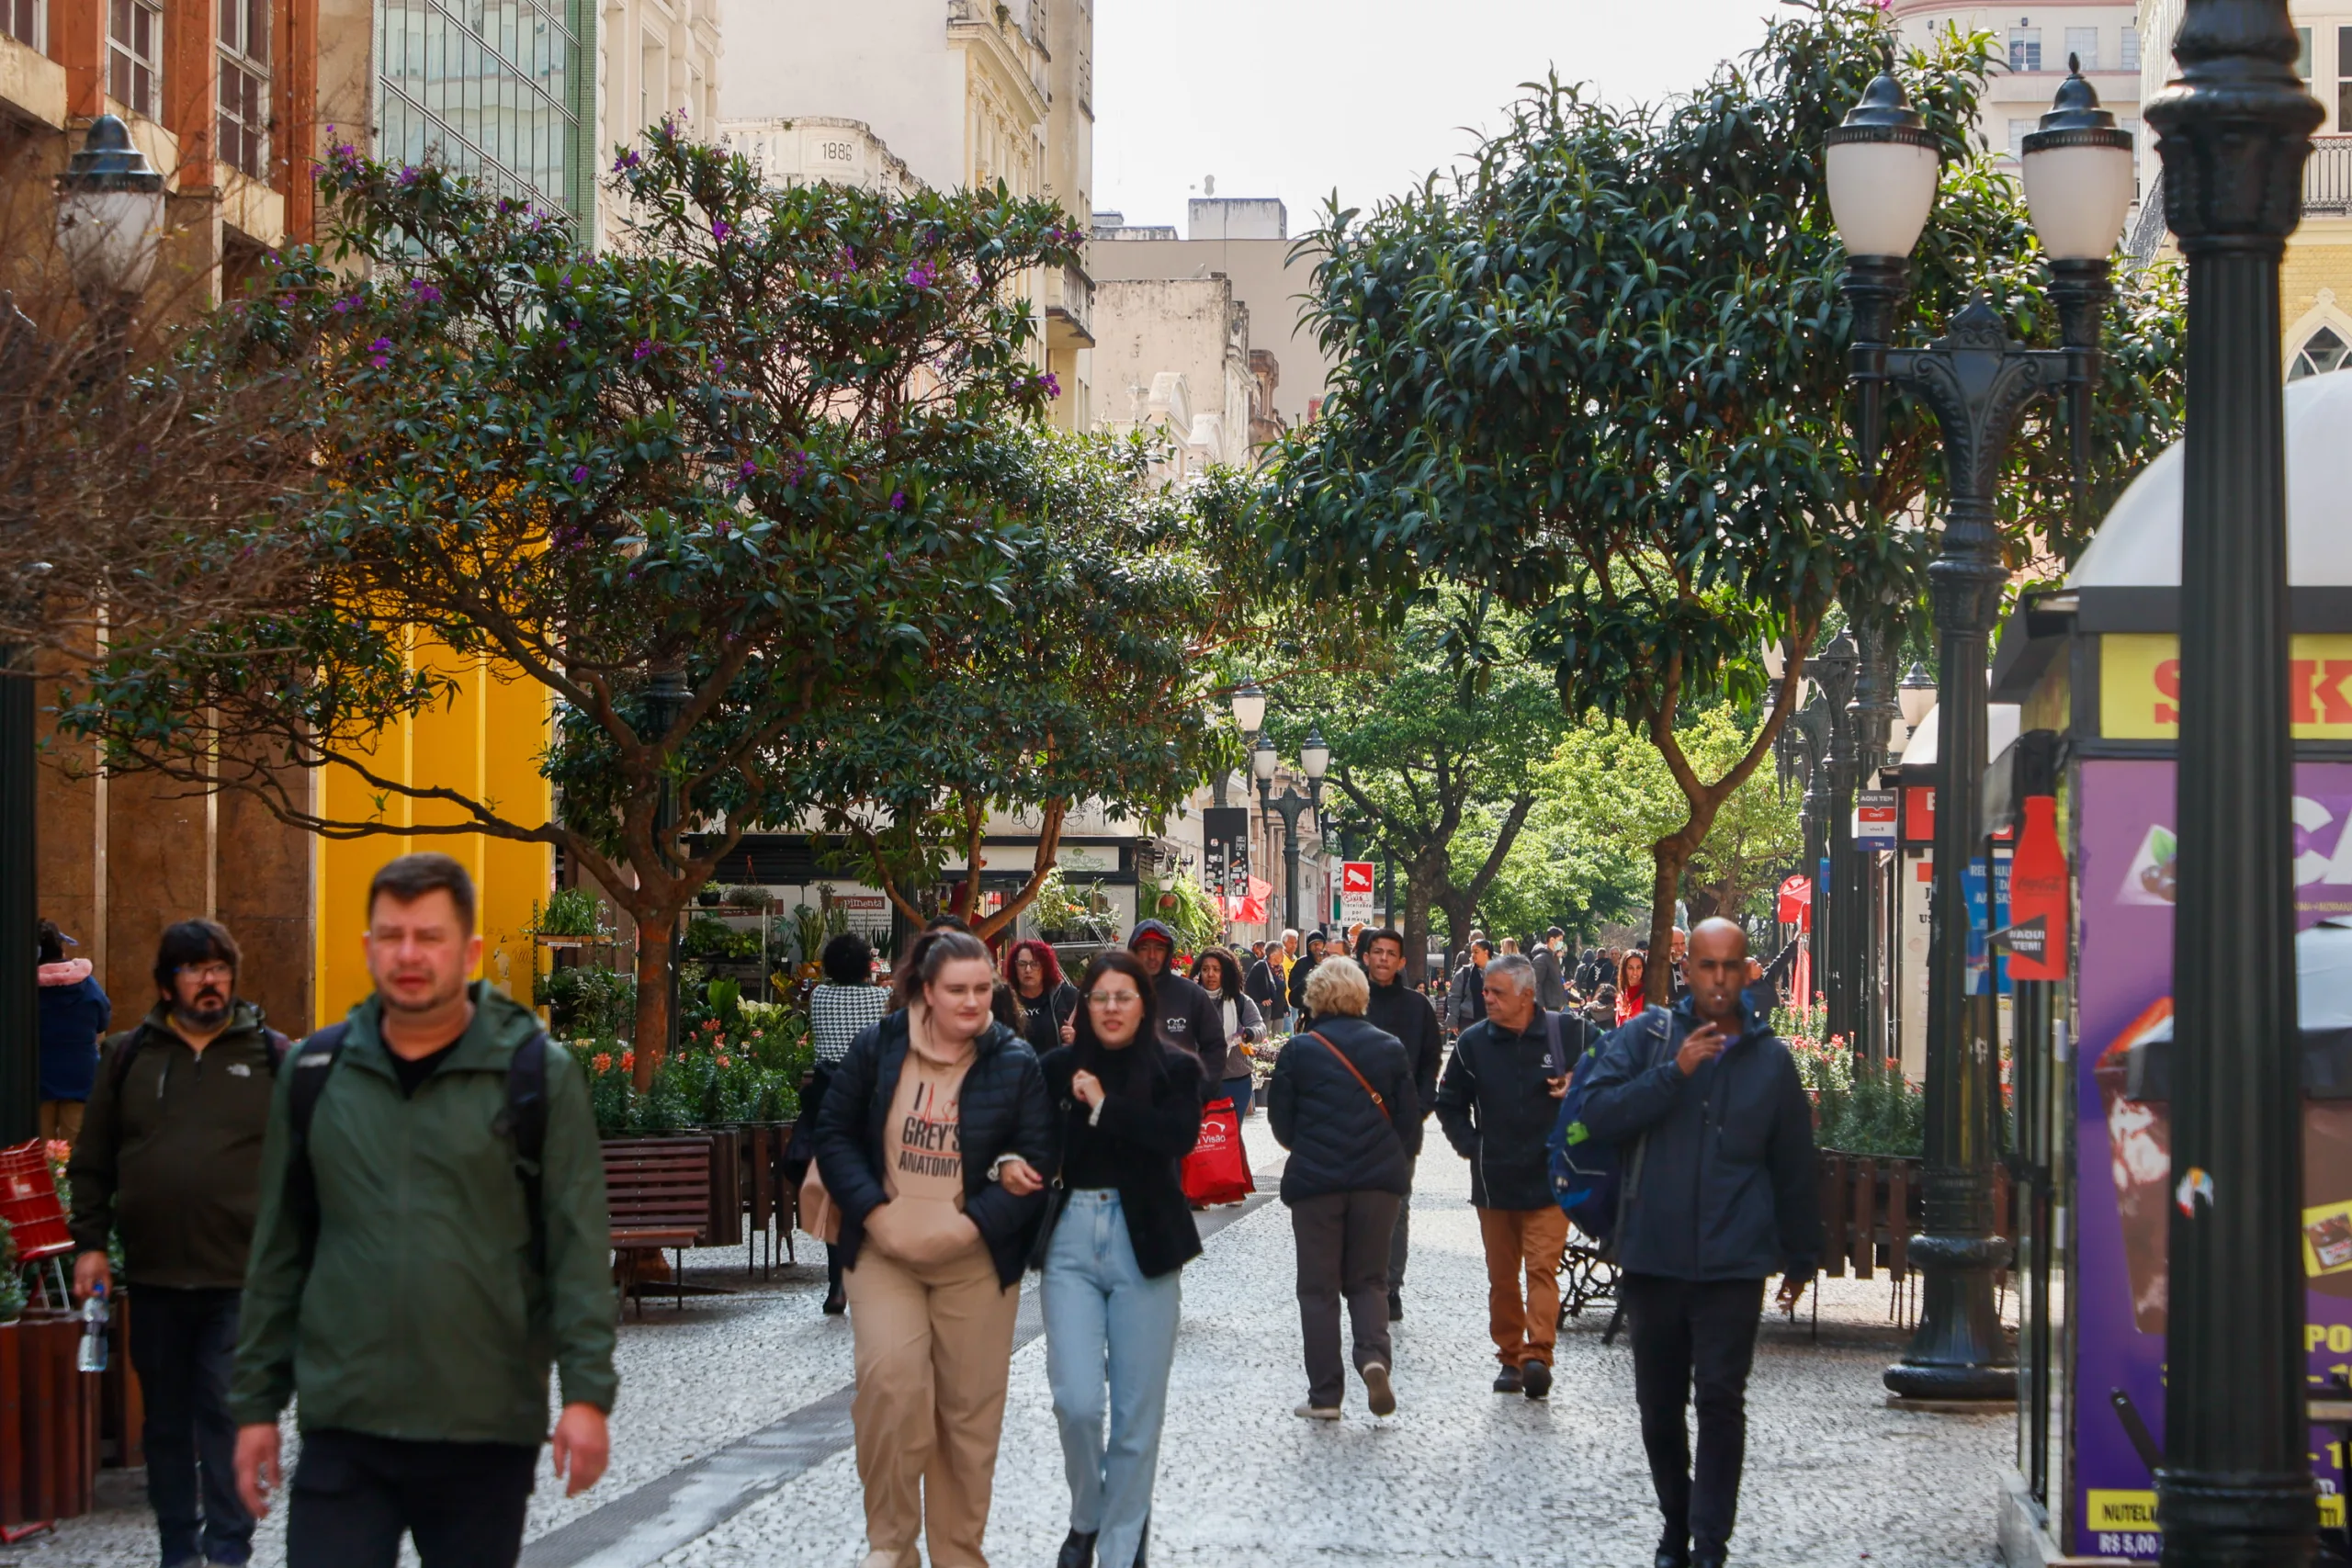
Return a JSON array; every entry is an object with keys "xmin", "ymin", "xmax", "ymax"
[{"xmin": 1307, "ymin": 1031, "xmax": 1395, "ymax": 1132}]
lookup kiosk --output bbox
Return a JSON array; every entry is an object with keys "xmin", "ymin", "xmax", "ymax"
[{"xmin": 1990, "ymin": 371, "xmax": 2352, "ymax": 1563}]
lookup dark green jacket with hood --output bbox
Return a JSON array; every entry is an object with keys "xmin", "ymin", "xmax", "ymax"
[{"xmin": 228, "ymin": 983, "xmax": 617, "ymax": 1445}]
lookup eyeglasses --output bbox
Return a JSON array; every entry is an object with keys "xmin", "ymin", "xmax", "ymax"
[
  {"xmin": 1087, "ymin": 990, "xmax": 1142, "ymax": 1006},
  {"xmin": 177, "ymin": 963, "xmax": 233, "ymax": 983}
]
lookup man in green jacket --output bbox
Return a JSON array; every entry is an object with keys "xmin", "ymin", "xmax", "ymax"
[{"xmin": 230, "ymin": 852, "xmax": 616, "ymax": 1566}]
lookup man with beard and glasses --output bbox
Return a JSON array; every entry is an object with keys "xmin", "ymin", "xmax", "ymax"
[
  {"xmin": 70, "ymin": 919, "xmax": 287, "ymax": 1568},
  {"xmin": 231, "ymin": 853, "xmax": 617, "ymax": 1568}
]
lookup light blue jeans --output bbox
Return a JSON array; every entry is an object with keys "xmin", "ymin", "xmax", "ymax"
[{"xmin": 1043, "ymin": 1190, "xmax": 1182, "ymax": 1568}]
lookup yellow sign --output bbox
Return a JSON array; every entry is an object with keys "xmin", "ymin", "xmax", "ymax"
[
  {"xmin": 2309, "ymin": 1200, "xmax": 2352, "ymax": 1279},
  {"xmin": 2086, "ymin": 1491, "xmax": 2158, "ymax": 1532},
  {"xmin": 2103, "ymin": 634, "xmax": 2352, "ymax": 740}
]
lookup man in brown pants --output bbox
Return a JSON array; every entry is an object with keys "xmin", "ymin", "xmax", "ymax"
[{"xmin": 1434, "ymin": 953, "xmax": 1589, "ymax": 1399}]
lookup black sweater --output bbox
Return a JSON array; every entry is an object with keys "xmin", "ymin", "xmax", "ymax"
[
  {"xmin": 1435, "ymin": 1010, "xmax": 1590, "ymax": 1209},
  {"xmin": 1040, "ymin": 1044, "xmax": 1205, "ymax": 1279},
  {"xmin": 1364, "ymin": 978, "xmax": 1442, "ymax": 1120},
  {"xmin": 812, "ymin": 1012, "xmax": 1055, "ymax": 1288},
  {"xmin": 1267, "ymin": 1014, "xmax": 1422, "ymax": 1203}
]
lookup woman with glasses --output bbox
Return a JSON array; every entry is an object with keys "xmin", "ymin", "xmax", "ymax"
[
  {"xmin": 1037, "ymin": 950, "xmax": 1204, "ymax": 1568},
  {"xmin": 1007, "ymin": 939, "xmax": 1081, "ymax": 1055}
]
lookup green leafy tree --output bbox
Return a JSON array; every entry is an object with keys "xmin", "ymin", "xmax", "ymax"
[
  {"xmin": 1266, "ymin": 590, "xmax": 1559, "ymax": 976},
  {"xmin": 61, "ymin": 126, "xmax": 1086, "ymax": 1086},
  {"xmin": 1267, "ymin": 0, "xmax": 2182, "ymax": 998}
]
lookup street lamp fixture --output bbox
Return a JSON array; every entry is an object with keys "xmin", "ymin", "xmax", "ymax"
[
  {"xmin": 1300, "ymin": 725, "xmax": 1329, "ymax": 782},
  {"xmin": 55, "ymin": 115, "xmax": 165, "ymax": 310},
  {"xmin": 1897, "ymin": 661, "xmax": 1937, "ymax": 732},
  {"xmin": 1251, "ymin": 731, "xmax": 1277, "ymax": 782},
  {"xmin": 1228, "ymin": 679, "xmax": 1266, "ymax": 737},
  {"xmin": 1257, "ymin": 727, "xmax": 1328, "ymax": 937},
  {"xmin": 1830, "ymin": 52, "xmax": 2136, "ymax": 1404}
]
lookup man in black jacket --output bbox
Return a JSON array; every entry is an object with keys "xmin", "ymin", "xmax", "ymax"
[
  {"xmin": 1434, "ymin": 953, "xmax": 1591, "ymax": 1400},
  {"xmin": 1530, "ymin": 929, "xmax": 1567, "ymax": 1010},
  {"xmin": 1363, "ymin": 929, "xmax": 1442, "ymax": 1322},
  {"xmin": 1127, "ymin": 920, "xmax": 1227, "ymax": 1099},
  {"xmin": 1578, "ymin": 919, "xmax": 1819, "ymax": 1568},
  {"xmin": 1446, "ymin": 938, "xmax": 1492, "ymax": 1037},
  {"xmin": 69, "ymin": 920, "xmax": 277, "ymax": 1568},
  {"xmin": 1284, "ymin": 931, "xmax": 1328, "ymax": 1021}
]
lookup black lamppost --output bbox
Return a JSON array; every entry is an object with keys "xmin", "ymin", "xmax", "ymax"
[
  {"xmin": 1254, "ymin": 727, "xmax": 1327, "ymax": 934},
  {"xmin": 2143, "ymin": 3, "xmax": 2323, "ymax": 1559},
  {"xmin": 0, "ymin": 118, "xmax": 165, "ymax": 1143},
  {"xmin": 1815, "ymin": 629, "xmax": 1862, "ymax": 1043},
  {"xmin": 1848, "ymin": 624, "xmax": 1905, "ymax": 1062},
  {"xmin": 645, "ymin": 666, "xmax": 691, "ymax": 1058},
  {"xmin": 1827, "ymin": 53, "xmax": 2136, "ymax": 1401}
]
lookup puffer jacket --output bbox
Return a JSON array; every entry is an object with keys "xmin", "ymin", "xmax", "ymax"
[
  {"xmin": 813, "ymin": 1011, "xmax": 1054, "ymax": 1287},
  {"xmin": 1266, "ymin": 1014, "xmax": 1422, "ymax": 1203},
  {"xmin": 1435, "ymin": 1009, "xmax": 1589, "ymax": 1209},
  {"xmin": 1577, "ymin": 995, "xmax": 1820, "ymax": 1282}
]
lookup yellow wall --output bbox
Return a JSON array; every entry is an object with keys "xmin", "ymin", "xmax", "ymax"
[{"xmin": 311, "ymin": 639, "xmax": 553, "ymax": 1029}]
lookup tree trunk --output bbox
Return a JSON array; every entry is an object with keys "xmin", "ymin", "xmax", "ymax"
[
  {"xmin": 1400, "ymin": 869, "xmax": 1435, "ymax": 989},
  {"xmin": 1643, "ymin": 840, "xmax": 1691, "ymax": 1005},
  {"xmin": 631, "ymin": 911, "xmax": 675, "ymax": 1092}
]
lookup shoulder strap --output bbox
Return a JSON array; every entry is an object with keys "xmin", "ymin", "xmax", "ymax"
[
  {"xmin": 496, "ymin": 1032, "xmax": 552, "ymax": 1275},
  {"xmin": 264, "ymin": 1029, "xmax": 291, "ymax": 1076},
  {"xmin": 104, "ymin": 1028, "xmax": 146, "ymax": 1102},
  {"xmin": 283, "ymin": 1022, "xmax": 351, "ymax": 1258},
  {"xmin": 1307, "ymin": 1031, "xmax": 1386, "ymax": 1114},
  {"xmin": 1543, "ymin": 1009, "xmax": 1566, "ymax": 1078}
]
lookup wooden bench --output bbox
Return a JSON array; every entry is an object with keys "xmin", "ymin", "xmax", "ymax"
[{"xmin": 603, "ymin": 1136, "xmax": 714, "ymax": 1316}]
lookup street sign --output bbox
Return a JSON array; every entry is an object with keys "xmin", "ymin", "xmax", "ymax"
[
  {"xmin": 1857, "ymin": 789, "xmax": 1898, "ymax": 849},
  {"xmin": 1340, "ymin": 861, "xmax": 1375, "ymax": 925}
]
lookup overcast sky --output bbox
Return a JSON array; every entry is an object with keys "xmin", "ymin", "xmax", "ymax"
[{"xmin": 1093, "ymin": 0, "xmax": 1789, "ymax": 231}]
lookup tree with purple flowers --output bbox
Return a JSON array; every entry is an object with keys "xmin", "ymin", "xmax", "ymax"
[{"xmin": 59, "ymin": 125, "xmax": 1091, "ymax": 1082}]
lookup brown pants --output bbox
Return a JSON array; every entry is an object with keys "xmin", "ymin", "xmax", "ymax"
[
  {"xmin": 846, "ymin": 1240, "xmax": 1022, "ymax": 1568},
  {"xmin": 1478, "ymin": 1205, "xmax": 1569, "ymax": 1366},
  {"xmin": 39, "ymin": 1100, "xmax": 84, "ymax": 1145}
]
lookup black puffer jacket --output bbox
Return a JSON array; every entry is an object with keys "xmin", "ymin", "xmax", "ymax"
[
  {"xmin": 1364, "ymin": 978, "xmax": 1442, "ymax": 1121},
  {"xmin": 813, "ymin": 1011, "xmax": 1055, "ymax": 1287},
  {"xmin": 1435, "ymin": 1010, "xmax": 1591, "ymax": 1209},
  {"xmin": 1267, "ymin": 1014, "xmax": 1422, "ymax": 1203}
]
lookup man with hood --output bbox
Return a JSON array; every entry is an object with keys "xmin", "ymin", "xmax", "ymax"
[
  {"xmin": 70, "ymin": 919, "xmax": 278, "ymax": 1568},
  {"xmin": 1285, "ymin": 930, "xmax": 1329, "ymax": 1023},
  {"xmin": 1127, "ymin": 919, "xmax": 1228, "ymax": 1100},
  {"xmin": 38, "ymin": 918, "xmax": 109, "ymax": 1143},
  {"xmin": 1577, "ymin": 919, "xmax": 1819, "ymax": 1568}
]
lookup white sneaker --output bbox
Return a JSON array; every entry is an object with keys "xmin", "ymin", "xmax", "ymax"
[
  {"xmin": 1361, "ymin": 1360, "xmax": 1396, "ymax": 1416},
  {"xmin": 1293, "ymin": 1402, "xmax": 1341, "ymax": 1420}
]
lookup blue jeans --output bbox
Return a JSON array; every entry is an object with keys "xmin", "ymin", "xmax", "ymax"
[
  {"xmin": 1044, "ymin": 1190, "xmax": 1182, "ymax": 1568},
  {"xmin": 1221, "ymin": 1075, "xmax": 1254, "ymax": 1118}
]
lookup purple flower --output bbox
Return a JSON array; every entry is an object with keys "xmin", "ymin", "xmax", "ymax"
[
  {"xmin": 278, "ymin": 294, "xmax": 297, "ymax": 310},
  {"xmin": 711, "ymin": 219, "xmax": 732, "ymax": 243},
  {"xmin": 711, "ymin": 356, "xmax": 726, "ymax": 374},
  {"xmin": 331, "ymin": 297, "xmax": 356, "ymax": 315},
  {"xmin": 407, "ymin": 279, "xmax": 443, "ymax": 304},
  {"xmin": 740, "ymin": 458, "xmax": 758, "ymax": 479},
  {"xmin": 633, "ymin": 339, "xmax": 656, "ymax": 362},
  {"xmin": 613, "ymin": 149, "xmax": 643, "ymax": 173},
  {"xmin": 398, "ymin": 164, "xmax": 422, "ymax": 186},
  {"xmin": 1037, "ymin": 371, "xmax": 1061, "ymax": 398},
  {"xmin": 367, "ymin": 337, "xmax": 392, "ymax": 368},
  {"xmin": 571, "ymin": 465, "xmax": 590, "ymax": 483},
  {"xmin": 907, "ymin": 261, "xmax": 940, "ymax": 288},
  {"xmin": 889, "ymin": 491, "xmax": 907, "ymax": 512}
]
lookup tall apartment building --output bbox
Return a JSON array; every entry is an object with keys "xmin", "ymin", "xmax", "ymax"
[
  {"xmin": 2132, "ymin": 1, "xmax": 2352, "ymax": 378},
  {"xmin": 1885, "ymin": 2, "xmax": 2144, "ymax": 189},
  {"xmin": 717, "ymin": 0, "xmax": 1095, "ymax": 430}
]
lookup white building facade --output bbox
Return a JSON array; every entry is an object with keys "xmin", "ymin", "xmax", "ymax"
[
  {"xmin": 594, "ymin": 0, "xmax": 723, "ymax": 251},
  {"xmin": 1887, "ymin": 2, "xmax": 2144, "ymax": 191}
]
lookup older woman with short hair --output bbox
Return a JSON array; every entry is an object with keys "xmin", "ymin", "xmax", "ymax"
[{"xmin": 1266, "ymin": 956, "xmax": 1422, "ymax": 1421}]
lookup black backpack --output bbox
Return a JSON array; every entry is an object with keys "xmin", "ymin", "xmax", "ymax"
[{"xmin": 283, "ymin": 1023, "xmax": 553, "ymax": 1272}]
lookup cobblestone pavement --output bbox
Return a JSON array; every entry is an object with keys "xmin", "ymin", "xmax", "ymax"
[{"xmin": 21, "ymin": 1118, "xmax": 2013, "ymax": 1568}]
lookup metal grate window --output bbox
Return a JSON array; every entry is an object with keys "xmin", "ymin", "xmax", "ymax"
[
  {"xmin": 375, "ymin": 0, "xmax": 582, "ymax": 221},
  {"xmin": 219, "ymin": 0, "xmax": 269, "ymax": 179},
  {"xmin": 2, "ymin": 0, "xmax": 39, "ymax": 49},
  {"xmin": 108, "ymin": 0, "xmax": 162, "ymax": 118},
  {"xmin": 2009, "ymin": 28, "xmax": 2041, "ymax": 74}
]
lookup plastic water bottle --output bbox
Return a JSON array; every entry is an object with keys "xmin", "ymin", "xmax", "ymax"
[{"xmin": 75, "ymin": 1286, "xmax": 107, "ymax": 1375}]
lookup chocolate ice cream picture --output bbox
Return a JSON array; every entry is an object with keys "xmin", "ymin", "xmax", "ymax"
[{"xmin": 2098, "ymin": 998, "xmax": 2176, "ymax": 1336}]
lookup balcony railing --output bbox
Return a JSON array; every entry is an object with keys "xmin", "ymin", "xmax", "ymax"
[
  {"xmin": 2130, "ymin": 138, "xmax": 2352, "ymax": 261},
  {"xmin": 1046, "ymin": 262, "xmax": 1093, "ymax": 346}
]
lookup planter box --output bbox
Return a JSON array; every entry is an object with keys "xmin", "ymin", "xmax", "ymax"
[
  {"xmin": 0, "ymin": 1313, "xmax": 100, "ymax": 1528},
  {"xmin": 1816, "ymin": 1150, "xmax": 2017, "ymax": 1280}
]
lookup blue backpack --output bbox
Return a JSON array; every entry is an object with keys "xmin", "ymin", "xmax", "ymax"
[{"xmin": 1547, "ymin": 1006, "xmax": 1674, "ymax": 1244}]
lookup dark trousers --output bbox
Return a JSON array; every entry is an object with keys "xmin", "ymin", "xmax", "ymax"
[
  {"xmin": 1289, "ymin": 1190, "xmax": 1401, "ymax": 1407},
  {"xmin": 1387, "ymin": 1158, "xmax": 1416, "ymax": 1291},
  {"xmin": 1621, "ymin": 1274, "xmax": 1767, "ymax": 1555},
  {"xmin": 129, "ymin": 1285, "xmax": 254, "ymax": 1567},
  {"xmin": 288, "ymin": 1429, "xmax": 538, "ymax": 1568}
]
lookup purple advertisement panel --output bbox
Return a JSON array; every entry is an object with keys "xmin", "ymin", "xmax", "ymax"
[{"xmin": 2073, "ymin": 759, "xmax": 2352, "ymax": 1557}]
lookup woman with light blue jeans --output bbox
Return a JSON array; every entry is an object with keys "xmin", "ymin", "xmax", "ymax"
[{"xmin": 1036, "ymin": 950, "xmax": 1206, "ymax": 1568}]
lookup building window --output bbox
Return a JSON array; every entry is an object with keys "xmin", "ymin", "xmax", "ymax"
[
  {"xmin": 219, "ymin": 0, "xmax": 269, "ymax": 179},
  {"xmin": 2293, "ymin": 326, "xmax": 2352, "ymax": 380},
  {"xmin": 2007, "ymin": 118, "xmax": 2037, "ymax": 162},
  {"xmin": 375, "ymin": 0, "xmax": 583, "ymax": 225},
  {"xmin": 3, "ymin": 0, "xmax": 39, "ymax": 49},
  {"xmin": 2301, "ymin": 27, "xmax": 2315, "ymax": 81},
  {"xmin": 2064, "ymin": 28, "xmax": 2098, "ymax": 72},
  {"xmin": 2120, "ymin": 29, "xmax": 2139, "ymax": 72},
  {"xmin": 2010, "ymin": 28, "xmax": 2042, "ymax": 73},
  {"xmin": 108, "ymin": 0, "xmax": 162, "ymax": 118},
  {"xmin": 2340, "ymin": 28, "xmax": 2352, "ymax": 134}
]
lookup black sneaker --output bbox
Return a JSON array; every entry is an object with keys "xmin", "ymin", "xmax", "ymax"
[
  {"xmin": 1492, "ymin": 1364, "xmax": 1523, "ymax": 1394},
  {"xmin": 1387, "ymin": 1290, "xmax": 1404, "ymax": 1322},
  {"xmin": 1654, "ymin": 1526, "xmax": 1691, "ymax": 1568},
  {"xmin": 1056, "ymin": 1528, "xmax": 1097, "ymax": 1568},
  {"xmin": 1521, "ymin": 1358, "xmax": 1553, "ymax": 1399}
]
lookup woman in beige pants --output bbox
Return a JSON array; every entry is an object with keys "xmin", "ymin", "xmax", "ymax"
[{"xmin": 812, "ymin": 931, "xmax": 1057, "ymax": 1568}]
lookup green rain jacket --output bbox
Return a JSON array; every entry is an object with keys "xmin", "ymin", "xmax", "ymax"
[{"xmin": 228, "ymin": 983, "xmax": 617, "ymax": 1445}]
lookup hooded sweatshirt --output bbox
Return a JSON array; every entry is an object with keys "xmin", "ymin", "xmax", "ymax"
[{"xmin": 38, "ymin": 959, "xmax": 111, "ymax": 1103}]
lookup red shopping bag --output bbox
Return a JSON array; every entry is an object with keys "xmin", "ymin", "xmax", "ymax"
[{"xmin": 1181, "ymin": 1098, "xmax": 1254, "ymax": 1207}]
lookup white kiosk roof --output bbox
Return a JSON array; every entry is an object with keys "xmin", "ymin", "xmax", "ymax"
[{"xmin": 1897, "ymin": 699, "xmax": 2021, "ymax": 769}]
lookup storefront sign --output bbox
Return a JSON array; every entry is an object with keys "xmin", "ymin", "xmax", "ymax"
[
  {"xmin": 1905, "ymin": 786, "xmax": 1936, "ymax": 845},
  {"xmin": 2071, "ymin": 760, "xmax": 2352, "ymax": 1557},
  {"xmin": 1857, "ymin": 790, "xmax": 1898, "ymax": 850},
  {"xmin": 2101, "ymin": 633, "xmax": 2352, "ymax": 739},
  {"xmin": 1056, "ymin": 843, "xmax": 1119, "ymax": 874}
]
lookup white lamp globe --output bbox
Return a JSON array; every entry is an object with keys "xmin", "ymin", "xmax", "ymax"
[
  {"xmin": 55, "ymin": 115, "xmax": 165, "ymax": 300},
  {"xmin": 1301, "ymin": 726, "xmax": 1329, "ymax": 781},
  {"xmin": 2021, "ymin": 58, "xmax": 2137, "ymax": 261},
  {"xmin": 1229, "ymin": 680, "xmax": 1266, "ymax": 736},
  {"xmin": 1825, "ymin": 62, "xmax": 1941, "ymax": 261}
]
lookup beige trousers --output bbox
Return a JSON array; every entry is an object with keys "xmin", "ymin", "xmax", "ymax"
[{"xmin": 846, "ymin": 1240, "xmax": 1022, "ymax": 1568}]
